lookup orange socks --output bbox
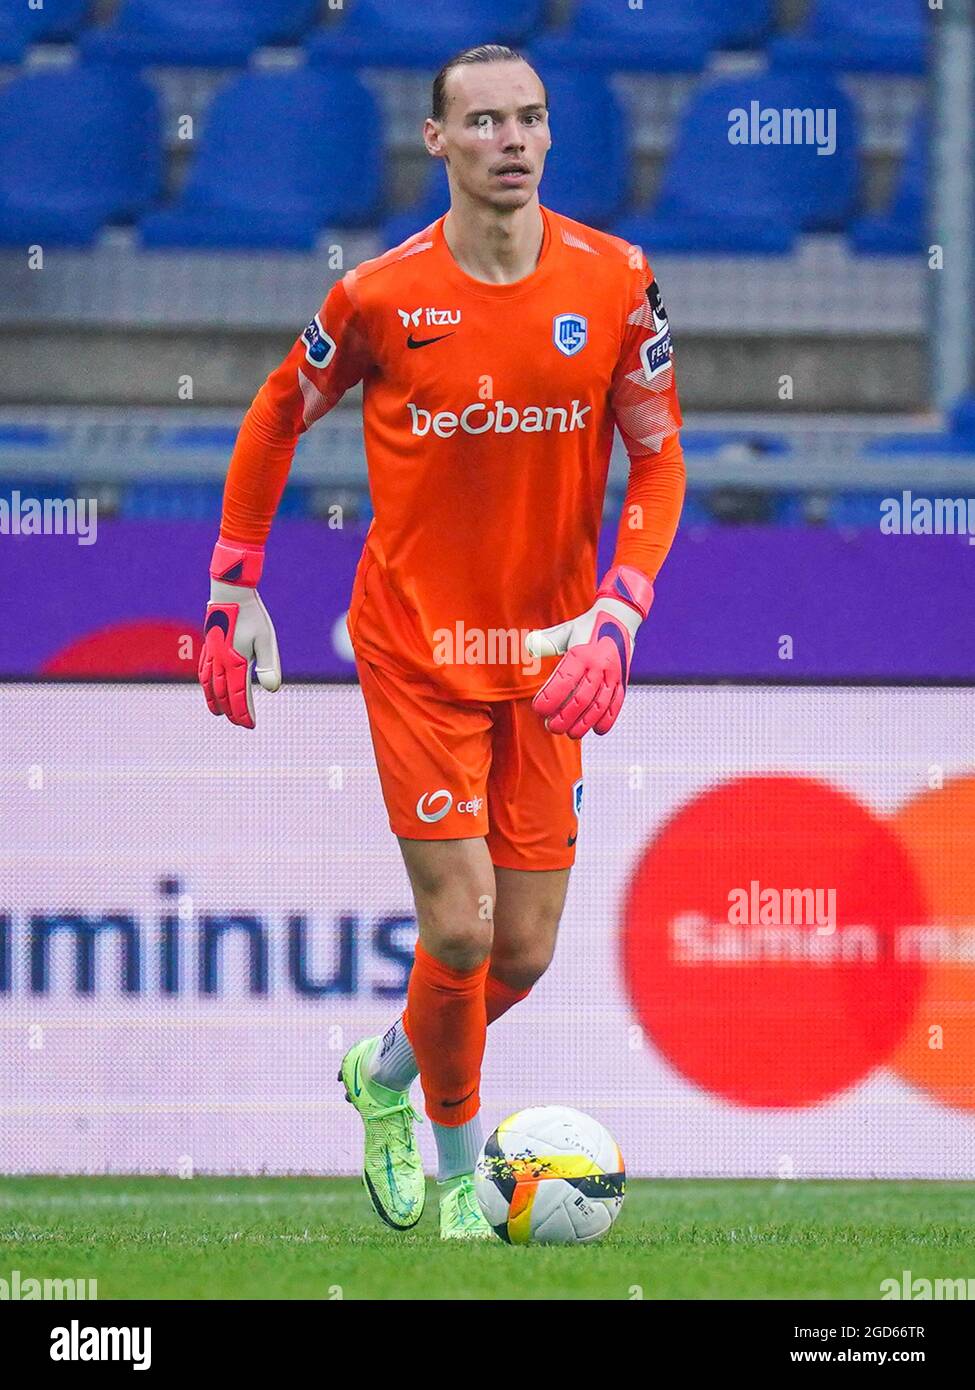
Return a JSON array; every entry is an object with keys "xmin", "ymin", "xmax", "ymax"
[
  {"xmin": 368, "ymin": 966, "xmax": 533, "ymax": 1099},
  {"xmin": 485, "ymin": 972, "xmax": 531, "ymax": 1024},
  {"xmin": 403, "ymin": 940, "xmax": 489, "ymax": 1127}
]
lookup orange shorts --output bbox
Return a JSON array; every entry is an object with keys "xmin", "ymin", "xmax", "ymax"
[{"xmin": 355, "ymin": 654, "xmax": 583, "ymax": 871}]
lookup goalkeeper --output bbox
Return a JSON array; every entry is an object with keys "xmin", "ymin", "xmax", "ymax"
[{"xmin": 199, "ymin": 45, "xmax": 685, "ymax": 1239}]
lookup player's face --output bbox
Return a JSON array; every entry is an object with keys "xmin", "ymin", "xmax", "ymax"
[{"xmin": 431, "ymin": 61, "xmax": 551, "ymax": 208}]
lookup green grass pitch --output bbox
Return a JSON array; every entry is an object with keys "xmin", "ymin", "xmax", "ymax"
[{"xmin": 1, "ymin": 1178, "xmax": 973, "ymax": 1300}]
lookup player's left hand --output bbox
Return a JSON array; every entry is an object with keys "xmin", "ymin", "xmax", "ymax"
[
  {"xmin": 526, "ymin": 564, "xmax": 654, "ymax": 739},
  {"xmin": 198, "ymin": 538, "xmax": 281, "ymax": 730},
  {"xmin": 199, "ymin": 580, "xmax": 281, "ymax": 729}
]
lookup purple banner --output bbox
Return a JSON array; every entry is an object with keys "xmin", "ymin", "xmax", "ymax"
[{"xmin": 0, "ymin": 520, "xmax": 971, "ymax": 679}]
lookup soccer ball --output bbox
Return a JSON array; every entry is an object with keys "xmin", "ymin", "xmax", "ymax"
[{"xmin": 474, "ymin": 1105, "xmax": 625, "ymax": 1244}]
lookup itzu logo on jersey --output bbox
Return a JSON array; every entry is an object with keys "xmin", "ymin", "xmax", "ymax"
[
  {"xmin": 397, "ymin": 307, "xmax": 462, "ymax": 328},
  {"xmin": 300, "ymin": 314, "xmax": 336, "ymax": 368}
]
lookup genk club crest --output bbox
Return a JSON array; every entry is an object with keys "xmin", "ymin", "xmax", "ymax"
[{"xmin": 553, "ymin": 313, "xmax": 588, "ymax": 357}]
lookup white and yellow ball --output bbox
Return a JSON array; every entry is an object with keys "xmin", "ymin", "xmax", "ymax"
[{"xmin": 474, "ymin": 1106, "xmax": 625, "ymax": 1245}]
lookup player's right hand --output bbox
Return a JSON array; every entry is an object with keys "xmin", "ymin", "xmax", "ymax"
[
  {"xmin": 526, "ymin": 564, "xmax": 653, "ymax": 739},
  {"xmin": 198, "ymin": 578, "xmax": 281, "ymax": 730}
]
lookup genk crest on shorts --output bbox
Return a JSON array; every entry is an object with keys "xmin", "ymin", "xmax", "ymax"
[{"xmin": 553, "ymin": 313, "xmax": 588, "ymax": 358}]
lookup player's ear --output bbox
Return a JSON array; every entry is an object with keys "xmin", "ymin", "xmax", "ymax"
[{"xmin": 422, "ymin": 118, "xmax": 443, "ymax": 157}]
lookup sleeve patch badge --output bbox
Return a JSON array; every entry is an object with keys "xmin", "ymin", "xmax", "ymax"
[
  {"xmin": 640, "ymin": 280, "xmax": 672, "ymax": 382},
  {"xmin": 301, "ymin": 314, "xmax": 337, "ymax": 368},
  {"xmin": 646, "ymin": 279, "xmax": 669, "ymax": 334}
]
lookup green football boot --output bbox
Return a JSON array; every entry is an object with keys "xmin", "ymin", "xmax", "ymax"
[
  {"xmin": 339, "ymin": 1036, "xmax": 425, "ymax": 1230},
  {"xmin": 438, "ymin": 1172, "xmax": 494, "ymax": 1240}
]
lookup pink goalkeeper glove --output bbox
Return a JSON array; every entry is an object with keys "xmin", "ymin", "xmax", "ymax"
[
  {"xmin": 198, "ymin": 538, "xmax": 281, "ymax": 730},
  {"xmin": 526, "ymin": 564, "xmax": 654, "ymax": 739}
]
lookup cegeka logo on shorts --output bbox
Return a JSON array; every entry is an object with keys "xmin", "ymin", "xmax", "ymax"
[{"xmin": 415, "ymin": 790, "xmax": 483, "ymax": 823}]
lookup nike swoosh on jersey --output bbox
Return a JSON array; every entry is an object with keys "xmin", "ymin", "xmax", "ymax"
[{"xmin": 406, "ymin": 332, "xmax": 456, "ymax": 349}]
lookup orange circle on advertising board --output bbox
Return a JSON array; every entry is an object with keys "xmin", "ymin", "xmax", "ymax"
[
  {"xmin": 887, "ymin": 775, "xmax": 975, "ymax": 1112},
  {"xmin": 621, "ymin": 775, "xmax": 928, "ymax": 1108}
]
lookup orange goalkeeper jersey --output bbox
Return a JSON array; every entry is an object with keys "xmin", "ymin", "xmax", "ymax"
[{"xmin": 221, "ymin": 204, "xmax": 684, "ymax": 699}]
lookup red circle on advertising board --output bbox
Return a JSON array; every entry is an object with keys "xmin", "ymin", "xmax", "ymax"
[
  {"xmin": 621, "ymin": 776, "xmax": 928, "ymax": 1108},
  {"xmin": 40, "ymin": 620, "xmax": 198, "ymax": 678}
]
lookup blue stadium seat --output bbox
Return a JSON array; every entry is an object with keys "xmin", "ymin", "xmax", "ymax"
[
  {"xmin": 382, "ymin": 166, "xmax": 449, "ymax": 249},
  {"xmin": 770, "ymin": 0, "xmax": 927, "ymax": 76},
  {"xmin": 770, "ymin": 492, "xmax": 813, "ymax": 526},
  {"xmin": 382, "ymin": 68, "xmax": 628, "ymax": 241},
  {"xmin": 527, "ymin": 67, "xmax": 630, "ymax": 226},
  {"xmin": 679, "ymin": 431, "xmax": 790, "ymax": 455},
  {"xmin": 673, "ymin": 492, "xmax": 713, "ymax": 527},
  {"xmin": 121, "ymin": 481, "xmax": 227, "ymax": 522},
  {"xmin": 139, "ymin": 68, "xmax": 383, "ymax": 250},
  {"xmin": 0, "ymin": 0, "xmax": 91, "ymax": 62},
  {"xmin": 0, "ymin": 476, "xmax": 75, "ymax": 501},
  {"xmin": 702, "ymin": 0, "xmax": 773, "ymax": 50},
  {"xmin": 612, "ymin": 72, "xmax": 859, "ymax": 253},
  {"xmin": 864, "ymin": 397, "xmax": 975, "ymax": 455},
  {"xmin": 0, "ymin": 424, "xmax": 64, "ymax": 449},
  {"xmin": 772, "ymin": 492, "xmax": 891, "ymax": 527},
  {"xmin": 151, "ymin": 426, "xmax": 240, "ymax": 451},
  {"xmin": 122, "ymin": 481, "xmax": 311, "ymax": 521},
  {"xmin": 530, "ymin": 0, "xmax": 772, "ymax": 71},
  {"xmin": 949, "ymin": 396, "xmax": 975, "ymax": 438},
  {"xmin": 829, "ymin": 493, "xmax": 898, "ymax": 527},
  {"xmin": 0, "ymin": 67, "xmax": 162, "ymax": 247},
  {"xmin": 81, "ymin": 0, "xmax": 320, "ymax": 66},
  {"xmin": 850, "ymin": 112, "xmax": 926, "ymax": 255},
  {"xmin": 307, "ymin": 0, "xmax": 544, "ymax": 70},
  {"xmin": 865, "ymin": 435, "xmax": 975, "ymax": 457}
]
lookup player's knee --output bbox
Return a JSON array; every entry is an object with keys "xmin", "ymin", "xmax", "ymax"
[
  {"xmin": 424, "ymin": 922, "xmax": 492, "ymax": 972},
  {"xmin": 415, "ymin": 877, "xmax": 493, "ymax": 969},
  {"xmin": 401, "ymin": 842, "xmax": 495, "ymax": 969},
  {"xmin": 490, "ymin": 940, "xmax": 555, "ymax": 992}
]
